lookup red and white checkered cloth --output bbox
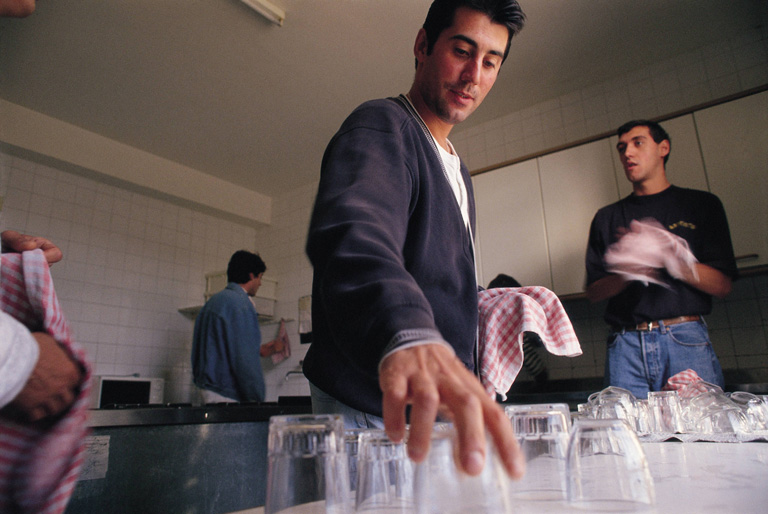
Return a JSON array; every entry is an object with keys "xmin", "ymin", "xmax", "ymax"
[
  {"xmin": 0, "ymin": 250, "xmax": 91, "ymax": 514},
  {"xmin": 478, "ymin": 286, "xmax": 581, "ymax": 399},
  {"xmin": 662, "ymin": 368, "xmax": 720, "ymax": 398}
]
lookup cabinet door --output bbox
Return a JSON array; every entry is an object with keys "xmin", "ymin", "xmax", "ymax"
[
  {"xmin": 472, "ymin": 160, "xmax": 551, "ymax": 289},
  {"xmin": 694, "ymin": 91, "xmax": 768, "ymax": 268},
  {"xmin": 608, "ymin": 114, "xmax": 709, "ymax": 198},
  {"xmin": 538, "ymin": 139, "xmax": 620, "ymax": 295}
]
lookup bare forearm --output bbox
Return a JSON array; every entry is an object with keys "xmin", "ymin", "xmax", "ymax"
[
  {"xmin": 586, "ymin": 274, "xmax": 628, "ymax": 303},
  {"xmin": 680, "ymin": 263, "xmax": 732, "ymax": 299}
]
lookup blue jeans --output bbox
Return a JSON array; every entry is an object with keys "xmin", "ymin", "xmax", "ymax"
[
  {"xmin": 309, "ymin": 382, "xmax": 385, "ymax": 430},
  {"xmin": 604, "ymin": 319, "xmax": 724, "ymax": 399}
]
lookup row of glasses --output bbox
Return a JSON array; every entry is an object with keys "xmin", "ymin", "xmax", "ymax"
[
  {"xmin": 264, "ymin": 414, "xmax": 513, "ymax": 514},
  {"xmin": 579, "ymin": 385, "xmax": 768, "ymax": 439},
  {"xmin": 265, "ymin": 389, "xmax": 767, "ymax": 514},
  {"xmin": 505, "ymin": 403, "xmax": 655, "ymax": 509}
]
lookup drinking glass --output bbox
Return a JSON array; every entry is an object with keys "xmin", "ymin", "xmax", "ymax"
[
  {"xmin": 413, "ymin": 428, "xmax": 512, "ymax": 514},
  {"xmin": 647, "ymin": 391, "xmax": 684, "ymax": 434},
  {"xmin": 265, "ymin": 414, "xmax": 351, "ymax": 514},
  {"xmin": 681, "ymin": 391, "xmax": 751, "ymax": 435},
  {"xmin": 729, "ymin": 391, "xmax": 768, "ymax": 432},
  {"xmin": 355, "ymin": 430, "xmax": 415, "ymax": 513},
  {"xmin": 345, "ymin": 428, "xmax": 366, "ymax": 502},
  {"xmin": 505, "ymin": 405, "xmax": 570, "ymax": 500},
  {"xmin": 588, "ymin": 386, "xmax": 641, "ymax": 432},
  {"xmin": 566, "ymin": 419, "xmax": 655, "ymax": 510}
]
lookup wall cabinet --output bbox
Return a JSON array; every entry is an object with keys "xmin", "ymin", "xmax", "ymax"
[
  {"xmin": 473, "ymin": 159, "xmax": 550, "ymax": 289},
  {"xmin": 473, "ymin": 91, "xmax": 767, "ymax": 296},
  {"xmin": 694, "ymin": 90, "xmax": 768, "ymax": 268},
  {"xmin": 537, "ymin": 139, "xmax": 619, "ymax": 295}
]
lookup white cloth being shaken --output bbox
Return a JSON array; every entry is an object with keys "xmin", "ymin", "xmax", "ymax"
[{"xmin": 604, "ymin": 218, "xmax": 698, "ymax": 287}]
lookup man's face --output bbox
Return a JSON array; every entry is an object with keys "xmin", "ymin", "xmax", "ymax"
[
  {"xmin": 414, "ymin": 7, "xmax": 509, "ymax": 126},
  {"xmin": 616, "ymin": 126, "xmax": 669, "ymax": 185},
  {"xmin": 245, "ymin": 272, "xmax": 262, "ymax": 296}
]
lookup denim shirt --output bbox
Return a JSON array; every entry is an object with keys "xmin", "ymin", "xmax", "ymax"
[{"xmin": 191, "ymin": 282, "xmax": 265, "ymax": 401}]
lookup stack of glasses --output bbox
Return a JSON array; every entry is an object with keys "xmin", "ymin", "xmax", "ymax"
[{"xmin": 576, "ymin": 385, "xmax": 768, "ymax": 442}]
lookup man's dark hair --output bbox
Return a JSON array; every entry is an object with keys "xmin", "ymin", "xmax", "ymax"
[
  {"xmin": 227, "ymin": 250, "xmax": 266, "ymax": 284},
  {"xmin": 488, "ymin": 273, "xmax": 521, "ymax": 288},
  {"xmin": 421, "ymin": 0, "xmax": 526, "ymax": 66},
  {"xmin": 617, "ymin": 119, "xmax": 671, "ymax": 165}
]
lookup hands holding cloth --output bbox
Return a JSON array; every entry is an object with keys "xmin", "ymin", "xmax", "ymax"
[{"xmin": 604, "ymin": 218, "xmax": 699, "ymax": 287}]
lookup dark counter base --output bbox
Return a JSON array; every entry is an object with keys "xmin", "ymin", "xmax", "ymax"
[
  {"xmin": 87, "ymin": 397, "xmax": 313, "ymax": 427},
  {"xmin": 68, "ymin": 401, "xmax": 314, "ymax": 514}
]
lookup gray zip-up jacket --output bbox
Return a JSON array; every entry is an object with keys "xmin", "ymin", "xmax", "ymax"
[{"xmin": 303, "ymin": 95, "xmax": 478, "ymax": 417}]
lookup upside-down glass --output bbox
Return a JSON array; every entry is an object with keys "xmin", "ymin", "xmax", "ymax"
[
  {"xmin": 505, "ymin": 404, "xmax": 570, "ymax": 500},
  {"xmin": 729, "ymin": 391, "xmax": 768, "ymax": 432},
  {"xmin": 265, "ymin": 414, "xmax": 351, "ymax": 514},
  {"xmin": 355, "ymin": 430, "xmax": 415, "ymax": 513},
  {"xmin": 345, "ymin": 428, "xmax": 366, "ymax": 502},
  {"xmin": 588, "ymin": 386, "xmax": 641, "ymax": 432},
  {"xmin": 681, "ymin": 391, "xmax": 751, "ymax": 435},
  {"xmin": 647, "ymin": 391, "xmax": 684, "ymax": 434},
  {"xmin": 413, "ymin": 428, "xmax": 513, "ymax": 514},
  {"xmin": 566, "ymin": 419, "xmax": 655, "ymax": 510}
]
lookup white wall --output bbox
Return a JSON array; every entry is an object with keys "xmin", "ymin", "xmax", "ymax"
[{"xmin": 0, "ymin": 148, "xmax": 316, "ymax": 403}]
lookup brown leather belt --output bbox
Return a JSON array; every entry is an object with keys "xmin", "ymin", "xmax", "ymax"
[{"xmin": 627, "ymin": 315, "xmax": 701, "ymax": 332}]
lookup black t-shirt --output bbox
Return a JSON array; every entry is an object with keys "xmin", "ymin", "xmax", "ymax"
[{"xmin": 586, "ymin": 185, "xmax": 737, "ymax": 327}]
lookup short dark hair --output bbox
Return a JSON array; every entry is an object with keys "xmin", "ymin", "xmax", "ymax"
[
  {"xmin": 617, "ymin": 119, "xmax": 671, "ymax": 165},
  {"xmin": 422, "ymin": 0, "xmax": 525, "ymax": 65},
  {"xmin": 227, "ymin": 250, "xmax": 266, "ymax": 284},
  {"xmin": 488, "ymin": 273, "xmax": 521, "ymax": 288}
]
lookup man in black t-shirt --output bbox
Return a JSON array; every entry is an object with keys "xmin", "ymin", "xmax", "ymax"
[{"xmin": 585, "ymin": 120, "xmax": 737, "ymax": 399}]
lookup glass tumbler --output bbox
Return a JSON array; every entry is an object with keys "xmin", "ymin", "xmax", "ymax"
[
  {"xmin": 505, "ymin": 405, "xmax": 570, "ymax": 500},
  {"xmin": 265, "ymin": 414, "xmax": 351, "ymax": 514},
  {"xmin": 413, "ymin": 428, "xmax": 513, "ymax": 514},
  {"xmin": 566, "ymin": 419, "xmax": 655, "ymax": 510},
  {"xmin": 647, "ymin": 391, "xmax": 684, "ymax": 434},
  {"xmin": 354, "ymin": 430, "xmax": 415, "ymax": 513}
]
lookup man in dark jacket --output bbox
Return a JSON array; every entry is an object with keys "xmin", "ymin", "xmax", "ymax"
[{"xmin": 304, "ymin": 0, "xmax": 526, "ymax": 478}]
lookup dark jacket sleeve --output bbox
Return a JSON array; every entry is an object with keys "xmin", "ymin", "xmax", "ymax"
[{"xmin": 306, "ymin": 102, "xmax": 442, "ymax": 374}]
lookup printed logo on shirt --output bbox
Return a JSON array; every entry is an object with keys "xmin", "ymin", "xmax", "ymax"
[{"xmin": 668, "ymin": 221, "xmax": 696, "ymax": 231}]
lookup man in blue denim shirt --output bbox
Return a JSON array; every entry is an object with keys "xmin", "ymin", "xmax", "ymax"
[
  {"xmin": 586, "ymin": 120, "xmax": 737, "ymax": 399},
  {"xmin": 192, "ymin": 250, "xmax": 268, "ymax": 403}
]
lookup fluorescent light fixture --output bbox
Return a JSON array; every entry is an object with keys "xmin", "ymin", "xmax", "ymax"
[{"xmin": 240, "ymin": 0, "xmax": 285, "ymax": 26}]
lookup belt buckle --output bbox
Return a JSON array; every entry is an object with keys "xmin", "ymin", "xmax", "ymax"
[{"xmin": 647, "ymin": 321, "xmax": 654, "ymax": 331}]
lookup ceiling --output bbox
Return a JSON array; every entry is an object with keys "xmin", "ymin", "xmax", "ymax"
[{"xmin": 1, "ymin": 0, "xmax": 764, "ymax": 198}]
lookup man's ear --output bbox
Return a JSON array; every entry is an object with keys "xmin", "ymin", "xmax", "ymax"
[
  {"xmin": 414, "ymin": 28, "xmax": 428, "ymax": 65},
  {"xmin": 659, "ymin": 139, "xmax": 670, "ymax": 159}
]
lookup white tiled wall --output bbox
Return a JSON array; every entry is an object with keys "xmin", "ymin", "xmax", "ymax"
[
  {"xmin": 251, "ymin": 182, "xmax": 318, "ymax": 401},
  {"xmin": 0, "ymin": 149, "xmax": 319, "ymax": 404},
  {"xmin": 452, "ymin": 27, "xmax": 768, "ymax": 171},
  {"xmin": 0, "ymin": 152, "xmax": 254, "ymax": 403}
]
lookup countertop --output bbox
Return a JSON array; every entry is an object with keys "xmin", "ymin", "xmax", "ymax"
[
  {"xmin": 87, "ymin": 397, "xmax": 313, "ymax": 427},
  {"xmin": 227, "ymin": 440, "xmax": 768, "ymax": 514}
]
